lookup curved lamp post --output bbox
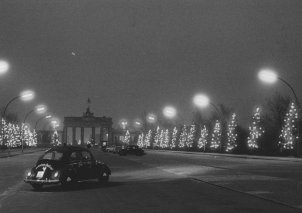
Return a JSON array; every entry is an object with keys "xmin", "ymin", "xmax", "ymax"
[
  {"xmin": 35, "ymin": 115, "xmax": 52, "ymax": 130},
  {"xmin": 23, "ymin": 104, "xmax": 47, "ymax": 124},
  {"xmin": 258, "ymin": 68, "xmax": 300, "ymax": 156},
  {"xmin": 2, "ymin": 90, "xmax": 35, "ymax": 117}
]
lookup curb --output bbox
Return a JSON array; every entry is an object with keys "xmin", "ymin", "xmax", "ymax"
[{"xmin": 147, "ymin": 149, "xmax": 302, "ymax": 162}]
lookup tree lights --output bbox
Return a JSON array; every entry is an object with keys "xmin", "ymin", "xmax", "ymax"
[
  {"xmin": 210, "ymin": 120, "xmax": 221, "ymax": 151},
  {"xmin": 247, "ymin": 107, "xmax": 264, "ymax": 150},
  {"xmin": 279, "ymin": 102, "xmax": 299, "ymax": 152},
  {"xmin": 226, "ymin": 113, "xmax": 238, "ymax": 152},
  {"xmin": 186, "ymin": 124, "xmax": 196, "ymax": 148},
  {"xmin": 197, "ymin": 125, "xmax": 208, "ymax": 150}
]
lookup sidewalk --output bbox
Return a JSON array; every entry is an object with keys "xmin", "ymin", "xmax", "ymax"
[
  {"xmin": 0, "ymin": 147, "xmax": 46, "ymax": 158},
  {"xmin": 149, "ymin": 149, "xmax": 302, "ymax": 162}
]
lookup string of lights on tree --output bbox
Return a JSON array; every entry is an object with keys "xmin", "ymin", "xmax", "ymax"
[
  {"xmin": 123, "ymin": 130, "xmax": 130, "ymax": 145},
  {"xmin": 178, "ymin": 125, "xmax": 187, "ymax": 148},
  {"xmin": 144, "ymin": 130, "xmax": 152, "ymax": 148},
  {"xmin": 279, "ymin": 102, "xmax": 299, "ymax": 151},
  {"xmin": 226, "ymin": 113, "xmax": 238, "ymax": 152},
  {"xmin": 137, "ymin": 133, "xmax": 144, "ymax": 148},
  {"xmin": 51, "ymin": 130, "xmax": 61, "ymax": 146},
  {"xmin": 0, "ymin": 119, "xmax": 37, "ymax": 148},
  {"xmin": 210, "ymin": 120, "xmax": 221, "ymax": 151},
  {"xmin": 170, "ymin": 127, "xmax": 178, "ymax": 149},
  {"xmin": 197, "ymin": 125, "xmax": 208, "ymax": 150},
  {"xmin": 186, "ymin": 124, "xmax": 196, "ymax": 148},
  {"xmin": 247, "ymin": 107, "xmax": 264, "ymax": 150}
]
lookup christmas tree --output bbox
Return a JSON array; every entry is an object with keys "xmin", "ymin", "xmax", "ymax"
[
  {"xmin": 186, "ymin": 124, "xmax": 196, "ymax": 148},
  {"xmin": 170, "ymin": 127, "xmax": 178, "ymax": 149},
  {"xmin": 159, "ymin": 129, "xmax": 165, "ymax": 148},
  {"xmin": 279, "ymin": 102, "xmax": 299, "ymax": 151},
  {"xmin": 123, "ymin": 130, "xmax": 130, "ymax": 145},
  {"xmin": 210, "ymin": 120, "xmax": 221, "ymax": 151},
  {"xmin": 162, "ymin": 129, "xmax": 169, "ymax": 149},
  {"xmin": 153, "ymin": 126, "xmax": 160, "ymax": 148},
  {"xmin": 144, "ymin": 130, "xmax": 152, "ymax": 148},
  {"xmin": 197, "ymin": 125, "xmax": 208, "ymax": 150},
  {"xmin": 179, "ymin": 125, "xmax": 187, "ymax": 148},
  {"xmin": 247, "ymin": 107, "xmax": 264, "ymax": 150},
  {"xmin": 51, "ymin": 130, "xmax": 61, "ymax": 146},
  {"xmin": 226, "ymin": 113, "xmax": 238, "ymax": 152},
  {"xmin": 137, "ymin": 133, "xmax": 144, "ymax": 147}
]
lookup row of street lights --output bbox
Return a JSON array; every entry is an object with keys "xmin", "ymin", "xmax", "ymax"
[
  {"xmin": 119, "ymin": 68, "xmax": 300, "ymax": 154},
  {"xmin": 0, "ymin": 59, "xmax": 60, "ymax": 151}
]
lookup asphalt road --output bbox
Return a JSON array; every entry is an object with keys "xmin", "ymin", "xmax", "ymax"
[{"xmin": 0, "ymin": 148, "xmax": 301, "ymax": 213}]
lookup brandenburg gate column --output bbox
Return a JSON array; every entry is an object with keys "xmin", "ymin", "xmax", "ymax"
[
  {"xmin": 72, "ymin": 127, "xmax": 76, "ymax": 145},
  {"xmin": 108, "ymin": 126, "xmax": 113, "ymax": 145},
  {"xmin": 92, "ymin": 127, "xmax": 95, "ymax": 144},
  {"xmin": 81, "ymin": 127, "xmax": 84, "ymax": 145},
  {"xmin": 63, "ymin": 126, "xmax": 67, "ymax": 144}
]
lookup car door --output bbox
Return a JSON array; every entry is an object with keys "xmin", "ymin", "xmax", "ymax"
[
  {"xmin": 81, "ymin": 151, "xmax": 94, "ymax": 179},
  {"xmin": 69, "ymin": 151, "xmax": 85, "ymax": 179}
]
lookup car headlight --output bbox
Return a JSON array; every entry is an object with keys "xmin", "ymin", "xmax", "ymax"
[{"xmin": 27, "ymin": 171, "xmax": 32, "ymax": 177}]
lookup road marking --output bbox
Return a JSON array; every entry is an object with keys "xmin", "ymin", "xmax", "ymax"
[
  {"xmin": 0, "ymin": 180, "xmax": 24, "ymax": 209},
  {"xmin": 247, "ymin": 191, "xmax": 272, "ymax": 195}
]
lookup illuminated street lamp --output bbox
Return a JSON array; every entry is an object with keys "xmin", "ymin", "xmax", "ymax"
[
  {"xmin": 258, "ymin": 68, "xmax": 301, "ymax": 156},
  {"xmin": 258, "ymin": 68, "xmax": 300, "ymax": 106},
  {"xmin": 2, "ymin": 90, "xmax": 35, "ymax": 117},
  {"xmin": 193, "ymin": 93, "xmax": 221, "ymax": 116},
  {"xmin": 163, "ymin": 106, "xmax": 177, "ymax": 119},
  {"xmin": 0, "ymin": 60, "xmax": 9, "ymax": 75},
  {"xmin": 34, "ymin": 115, "xmax": 52, "ymax": 130},
  {"xmin": 23, "ymin": 104, "xmax": 47, "ymax": 123},
  {"xmin": 146, "ymin": 113, "xmax": 157, "ymax": 124},
  {"xmin": 119, "ymin": 119, "xmax": 128, "ymax": 130}
]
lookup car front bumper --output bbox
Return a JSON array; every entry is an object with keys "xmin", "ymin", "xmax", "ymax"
[{"xmin": 24, "ymin": 178, "xmax": 60, "ymax": 184}]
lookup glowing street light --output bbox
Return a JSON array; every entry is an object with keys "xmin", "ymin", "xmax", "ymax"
[
  {"xmin": 163, "ymin": 106, "xmax": 177, "ymax": 119},
  {"xmin": 119, "ymin": 119, "xmax": 128, "ymax": 130},
  {"xmin": 2, "ymin": 90, "xmax": 35, "ymax": 117},
  {"xmin": 35, "ymin": 114, "xmax": 52, "ymax": 130},
  {"xmin": 258, "ymin": 68, "xmax": 301, "ymax": 156},
  {"xmin": 0, "ymin": 60, "xmax": 9, "ymax": 75},
  {"xmin": 23, "ymin": 104, "xmax": 47, "ymax": 123},
  {"xmin": 258, "ymin": 69, "xmax": 278, "ymax": 84},
  {"xmin": 146, "ymin": 113, "xmax": 157, "ymax": 124},
  {"xmin": 193, "ymin": 94, "xmax": 209, "ymax": 108}
]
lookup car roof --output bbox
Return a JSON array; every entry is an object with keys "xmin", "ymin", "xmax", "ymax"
[{"xmin": 46, "ymin": 145, "xmax": 90, "ymax": 153}]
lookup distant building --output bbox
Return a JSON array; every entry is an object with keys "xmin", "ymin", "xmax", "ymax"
[{"xmin": 63, "ymin": 106, "xmax": 113, "ymax": 147}]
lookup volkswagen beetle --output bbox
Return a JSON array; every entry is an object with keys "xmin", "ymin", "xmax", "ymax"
[{"xmin": 24, "ymin": 145, "xmax": 111, "ymax": 190}]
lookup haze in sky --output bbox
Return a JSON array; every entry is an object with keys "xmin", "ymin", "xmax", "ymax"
[{"xmin": 1, "ymin": 0, "xmax": 302, "ymax": 129}]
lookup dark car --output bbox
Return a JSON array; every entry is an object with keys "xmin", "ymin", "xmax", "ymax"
[
  {"xmin": 24, "ymin": 146, "xmax": 111, "ymax": 190},
  {"xmin": 118, "ymin": 145, "xmax": 145, "ymax": 156}
]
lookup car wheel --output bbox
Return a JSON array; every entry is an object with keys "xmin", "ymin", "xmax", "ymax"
[
  {"xmin": 98, "ymin": 171, "xmax": 109, "ymax": 183},
  {"xmin": 61, "ymin": 175, "xmax": 75, "ymax": 189},
  {"xmin": 31, "ymin": 183, "xmax": 43, "ymax": 190}
]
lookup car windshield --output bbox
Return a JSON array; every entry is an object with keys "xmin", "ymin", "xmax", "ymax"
[{"xmin": 40, "ymin": 151, "xmax": 64, "ymax": 160}]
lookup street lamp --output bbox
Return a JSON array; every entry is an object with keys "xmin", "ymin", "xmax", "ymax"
[
  {"xmin": 35, "ymin": 115, "xmax": 52, "ymax": 130},
  {"xmin": 146, "ymin": 113, "xmax": 157, "ymax": 124},
  {"xmin": 258, "ymin": 68, "xmax": 300, "ymax": 106},
  {"xmin": 163, "ymin": 106, "xmax": 177, "ymax": 119},
  {"xmin": 2, "ymin": 90, "xmax": 35, "ymax": 117},
  {"xmin": 23, "ymin": 104, "xmax": 47, "ymax": 124},
  {"xmin": 258, "ymin": 68, "xmax": 301, "ymax": 156},
  {"xmin": 193, "ymin": 93, "xmax": 221, "ymax": 117},
  {"xmin": 0, "ymin": 60, "xmax": 9, "ymax": 75}
]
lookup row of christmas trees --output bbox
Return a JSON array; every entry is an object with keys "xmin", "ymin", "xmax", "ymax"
[
  {"xmin": 0, "ymin": 119, "xmax": 38, "ymax": 148},
  {"xmin": 127, "ymin": 101, "xmax": 300, "ymax": 153}
]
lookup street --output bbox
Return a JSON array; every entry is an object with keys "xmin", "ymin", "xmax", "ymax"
[{"xmin": 0, "ymin": 148, "xmax": 302, "ymax": 213}]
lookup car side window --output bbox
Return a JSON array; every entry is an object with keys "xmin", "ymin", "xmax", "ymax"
[
  {"xmin": 82, "ymin": 151, "xmax": 92, "ymax": 161},
  {"xmin": 70, "ymin": 151, "xmax": 82, "ymax": 162}
]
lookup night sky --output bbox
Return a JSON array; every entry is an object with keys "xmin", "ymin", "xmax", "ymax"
[{"xmin": 1, "ymin": 0, "xmax": 302, "ymax": 129}]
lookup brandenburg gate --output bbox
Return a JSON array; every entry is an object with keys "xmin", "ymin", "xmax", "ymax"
[{"xmin": 63, "ymin": 106, "xmax": 113, "ymax": 146}]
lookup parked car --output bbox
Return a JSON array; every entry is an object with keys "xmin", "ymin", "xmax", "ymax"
[
  {"xmin": 24, "ymin": 145, "xmax": 111, "ymax": 190},
  {"xmin": 118, "ymin": 145, "xmax": 145, "ymax": 156}
]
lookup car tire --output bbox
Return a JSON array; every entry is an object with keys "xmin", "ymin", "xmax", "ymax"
[
  {"xmin": 61, "ymin": 175, "xmax": 75, "ymax": 189},
  {"xmin": 31, "ymin": 183, "xmax": 43, "ymax": 190},
  {"xmin": 98, "ymin": 171, "xmax": 109, "ymax": 183}
]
